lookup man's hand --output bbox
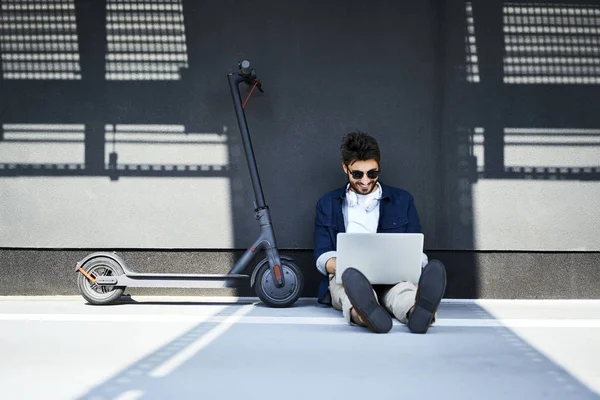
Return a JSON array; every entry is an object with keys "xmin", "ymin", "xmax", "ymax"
[{"xmin": 326, "ymin": 257, "xmax": 337, "ymax": 274}]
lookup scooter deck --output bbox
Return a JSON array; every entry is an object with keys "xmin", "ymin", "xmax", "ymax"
[{"xmin": 96, "ymin": 273, "xmax": 250, "ymax": 289}]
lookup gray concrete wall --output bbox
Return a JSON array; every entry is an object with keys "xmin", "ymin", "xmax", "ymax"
[{"xmin": 1, "ymin": 249, "xmax": 599, "ymax": 299}]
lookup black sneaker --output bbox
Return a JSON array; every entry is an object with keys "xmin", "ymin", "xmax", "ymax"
[
  {"xmin": 342, "ymin": 268, "xmax": 392, "ymax": 334},
  {"xmin": 408, "ymin": 260, "xmax": 447, "ymax": 334}
]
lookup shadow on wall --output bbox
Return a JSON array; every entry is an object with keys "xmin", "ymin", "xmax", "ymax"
[
  {"xmin": 0, "ymin": 0, "xmax": 226, "ymax": 180},
  {"xmin": 453, "ymin": 1, "xmax": 600, "ymax": 253},
  {"xmin": 0, "ymin": 123, "xmax": 230, "ymax": 180},
  {"xmin": 460, "ymin": 1, "xmax": 600, "ymax": 182},
  {"xmin": 0, "ymin": 0, "xmax": 246, "ymax": 253}
]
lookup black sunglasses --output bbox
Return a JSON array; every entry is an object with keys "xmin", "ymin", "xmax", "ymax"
[{"xmin": 347, "ymin": 168, "xmax": 380, "ymax": 180}]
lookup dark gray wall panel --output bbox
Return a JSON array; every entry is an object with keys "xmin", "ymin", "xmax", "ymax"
[
  {"xmin": 0, "ymin": 0, "xmax": 440, "ymax": 250},
  {"xmin": 1, "ymin": 0, "xmax": 599, "ymax": 253}
]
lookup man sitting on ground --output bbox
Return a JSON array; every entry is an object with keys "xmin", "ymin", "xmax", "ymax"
[{"xmin": 313, "ymin": 131, "xmax": 446, "ymax": 333}]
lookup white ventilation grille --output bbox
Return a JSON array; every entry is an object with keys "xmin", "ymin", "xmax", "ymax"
[
  {"xmin": 105, "ymin": 0, "xmax": 189, "ymax": 80},
  {"xmin": 104, "ymin": 124, "xmax": 228, "ymax": 169},
  {"xmin": 0, "ymin": 123, "xmax": 85, "ymax": 165},
  {"xmin": 503, "ymin": 127, "xmax": 600, "ymax": 168},
  {"xmin": 0, "ymin": 0, "xmax": 81, "ymax": 80},
  {"xmin": 465, "ymin": 2, "xmax": 480, "ymax": 83},
  {"xmin": 503, "ymin": 3, "xmax": 600, "ymax": 84},
  {"xmin": 471, "ymin": 127, "xmax": 485, "ymax": 170}
]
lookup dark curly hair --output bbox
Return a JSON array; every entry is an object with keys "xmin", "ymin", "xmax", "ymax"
[{"xmin": 340, "ymin": 131, "xmax": 381, "ymax": 166}]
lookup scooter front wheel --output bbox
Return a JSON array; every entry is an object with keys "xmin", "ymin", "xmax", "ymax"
[
  {"xmin": 77, "ymin": 256, "xmax": 125, "ymax": 305},
  {"xmin": 254, "ymin": 260, "xmax": 304, "ymax": 308}
]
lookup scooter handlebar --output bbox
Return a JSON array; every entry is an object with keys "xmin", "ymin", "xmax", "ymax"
[
  {"xmin": 236, "ymin": 60, "xmax": 263, "ymax": 92},
  {"xmin": 240, "ymin": 60, "xmax": 252, "ymax": 75}
]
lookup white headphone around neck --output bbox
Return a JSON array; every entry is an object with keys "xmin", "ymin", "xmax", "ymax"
[{"xmin": 346, "ymin": 183, "xmax": 382, "ymax": 212}]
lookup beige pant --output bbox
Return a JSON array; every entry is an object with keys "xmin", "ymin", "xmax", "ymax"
[{"xmin": 329, "ymin": 274, "xmax": 417, "ymax": 325}]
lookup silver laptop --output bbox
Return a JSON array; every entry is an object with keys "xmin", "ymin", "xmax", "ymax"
[{"xmin": 335, "ymin": 233, "xmax": 424, "ymax": 285}]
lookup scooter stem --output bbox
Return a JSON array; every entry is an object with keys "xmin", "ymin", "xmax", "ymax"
[{"xmin": 227, "ymin": 71, "xmax": 267, "ymax": 210}]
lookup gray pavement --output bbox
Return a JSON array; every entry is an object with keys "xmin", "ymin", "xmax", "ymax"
[{"xmin": 0, "ymin": 297, "xmax": 599, "ymax": 400}]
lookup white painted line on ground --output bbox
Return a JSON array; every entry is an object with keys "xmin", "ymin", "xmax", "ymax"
[
  {"xmin": 114, "ymin": 390, "xmax": 144, "ymax": 400},
  {"xmin": 0, "ymin": 295, "xmax": 312, "ymax": 303},
  {"xmin": 436, "ymin": 319, "xmax": 600, "ymax": 328},
  {"xmin": 149, "ymin": 304, "xmax": 253, "ymax": 378},
  {"xmin": 499, "ymin": 319, "xmax": 600, "ymax": 328},
  {"xmin": 1, "ymin": 296, "xmax": 599, "ymax": 306},
  {"xmin": 0, "ymin": 295, "xmax": 257, "ymax": 302},
  {"xmin": 1, "ymin": 313, "xmax": 600, "ymax": 328},
  {"xmin": 0, "ymin": 314, "xmax": 215, "ymax": 323},
  {"xmin": 444, "ymin": 299, "xmax": 600, "ymax": 305}
]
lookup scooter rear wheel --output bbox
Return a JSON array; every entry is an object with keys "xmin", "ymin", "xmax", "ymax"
[
  {"xmin": 254, "ymin": 260, "xmax": 303, "ymax": 308},
  {"xmin": 77, "ymin": 256, "xmax": 125, "ymax": 305}
]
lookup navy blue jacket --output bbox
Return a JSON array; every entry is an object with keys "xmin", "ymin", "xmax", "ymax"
[{"xmin": 313, "ymin": 182, "xmax": 423, "ymax": 304}]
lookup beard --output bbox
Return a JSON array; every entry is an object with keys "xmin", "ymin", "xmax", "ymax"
[{"xmin": 348, "ymin": 178, "xmax": 378, "ymax": 195}]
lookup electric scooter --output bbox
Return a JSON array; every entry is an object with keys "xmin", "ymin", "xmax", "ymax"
[{"xmin": 75, "ymin": 61, "xmax": 304, "ymax": 308}]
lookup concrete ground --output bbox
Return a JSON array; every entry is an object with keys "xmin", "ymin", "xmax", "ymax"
[{"xmin": 0, "ymin": 297, "xmax": 599, "ymax": 400}]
